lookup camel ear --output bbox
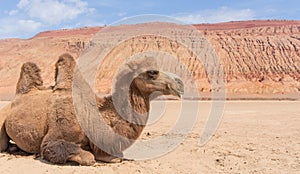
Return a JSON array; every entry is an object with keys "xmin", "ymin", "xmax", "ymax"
[{"xmin": 126, "ymin": 56, "xmax": 158, "ymax": 75}]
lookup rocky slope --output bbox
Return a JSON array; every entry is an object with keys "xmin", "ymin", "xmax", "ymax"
[
  {"xmin": 202, "ymin": 21, "xmax": 300, "ymax": 99},
  {"xmin": 0, "ymin": 20, "xmax": 299, "ymax": 100}
]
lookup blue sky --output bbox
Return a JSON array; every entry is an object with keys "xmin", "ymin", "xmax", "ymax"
[{"xmin": 0, "ymin": 0, "xmax": 299, "ymax": 39}]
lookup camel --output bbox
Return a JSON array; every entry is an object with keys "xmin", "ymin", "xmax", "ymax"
[
  {"xmin": 0, "ymin": 62, "xmax": 51, "ymax": 153},
  {"xmin": 0, "ymin": 53, "xmax": 184, "ymax": 165},
  {"xmin": 85, "ymin": 57, "xmax": 184, "ymax": 162}
]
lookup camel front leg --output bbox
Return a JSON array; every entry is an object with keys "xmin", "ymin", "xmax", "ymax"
[
  {"xmin": 95, "ymin": 154, "xmax": 123, "ymax": 163},
  {"xmin": 90, "ymin": 143, "xmax": 123, "ymax": 163},
  {"xmin": 68, "ymin": 148, "xmax": 96, "ymax": 166}
]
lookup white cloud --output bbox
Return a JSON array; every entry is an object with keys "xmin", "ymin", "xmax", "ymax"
[
  {"xmin": 18, "ymin": 19, "xmax": 43, "ymax": 32},
  {"xmin": 0, "ymin": 0, "xmax": 97, "ymax": 39},
  {"xmin": 0, "ymin": 18, "xmax": 42, "ymax": 38},
  {"xmin": 17, "ymin": 0, "xmax": 31, "ymax": 9},
  {"xmin": 17, "ymin": 0, "xmax": 95, "ymax": 25},
  {"xmin": 175, "ymin": 7, "xmax": 256, "ymax": 24},
  {"xmin": 8, "ymin": 10, "xmax": 19, "ymax": 16}
]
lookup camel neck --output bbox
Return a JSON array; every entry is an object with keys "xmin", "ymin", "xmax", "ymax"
[
  {"xmin": 129, "ymin": 84, "xmax": 150, "ymax": 115},
  {"xmin": 111, "ymin": 76, "xmax": 150, "ymax": 126}
]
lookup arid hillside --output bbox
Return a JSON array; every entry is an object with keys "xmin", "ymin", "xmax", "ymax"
[{"xmin": 0, "ymin": 20, "xmax": 299, "ymax": 100}]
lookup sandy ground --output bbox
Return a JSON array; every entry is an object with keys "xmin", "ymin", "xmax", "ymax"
[{"xmin": 0, "ymin": 100, "xmax": 299, "ymax": 174}]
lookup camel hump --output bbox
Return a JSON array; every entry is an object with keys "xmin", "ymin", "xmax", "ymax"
[
  {"xmin": 16, "ymin": 62, "xmax": 43, "ymax": 95},
  {"xmin": 53, "ymin": 53, "xmax": 76, "ymax": 91}
]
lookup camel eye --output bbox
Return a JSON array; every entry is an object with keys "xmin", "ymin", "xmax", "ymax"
[
  {"xmin": 146, "ymin": 70, "xmax": 159, "ymax": 80},
  {"xmin": 147, "ymin": 70, "xmax": 159, "ymax": 75},
  {"xmin": 57, "ymin": 58, "xmax": 64, "ymax": 65}
]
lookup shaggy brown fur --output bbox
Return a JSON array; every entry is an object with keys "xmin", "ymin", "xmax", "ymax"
[
  {"xmin": 3, "ymin": 62, "xmax": 51, "ymax": 153},
  {"xmin": 53, "ymin": 53, "xmax": 76, "ymax": 91},
  {"xmin": 16, "ymin": 62, "xmax": 43, "ymax": 94},
  {"xmin": 41, "ymin": 140, "xmax": 81, "ymax": 164},
  {"xmin": 0, "ymin": 54, "xmax": 184, "ymax": 165},
  {"xmin": 40, "ymin": 53, "xmax": 95, "ymax": 165}
]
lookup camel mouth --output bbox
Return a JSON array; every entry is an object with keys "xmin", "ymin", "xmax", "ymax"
[
  {"xmin": 171, "ymin": 88, "xmax": 183, "ymax": 98},
  {"xmin": 168, "ymin": 77, "xmax": 184, "ymax": 98}
]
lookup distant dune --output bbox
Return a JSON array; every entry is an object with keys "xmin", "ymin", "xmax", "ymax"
[{"xmin": 0, "ymin": 20, "xmax": 299, "ymax": 100}]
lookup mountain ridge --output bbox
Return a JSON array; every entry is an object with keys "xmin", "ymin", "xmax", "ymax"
[{"xmin": 0, "ymin": 20, "xmax": 299, "ymax": 100}]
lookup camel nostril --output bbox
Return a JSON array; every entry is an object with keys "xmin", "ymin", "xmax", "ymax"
[{"xmin": 175, "ymin": 78, "xmax": 183, "ymax": 85}]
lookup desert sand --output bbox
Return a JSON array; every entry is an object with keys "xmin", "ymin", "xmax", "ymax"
[{"xmin": 0, "ymin": 100, "xmax": 299, "ymax": 174}]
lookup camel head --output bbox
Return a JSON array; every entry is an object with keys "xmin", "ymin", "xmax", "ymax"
[
  {"xmin": 113, "ymin": 56, "xmax": 184, "ymax": 101},
  {"xmin": 132, "ymin": 70, "xmax": 184, "ymax": 99},
  {"xmin": 53, "ymin": 53, "xmax": 76, "ymax": 91},
  {"xmin": 16, "ymin": 62, "xmax": 43, "ymax": 94}
]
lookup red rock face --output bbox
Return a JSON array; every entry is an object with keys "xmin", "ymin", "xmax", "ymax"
[{"xmin": 0, "ymin": 20, "xmax": 299, "ymax": 100}]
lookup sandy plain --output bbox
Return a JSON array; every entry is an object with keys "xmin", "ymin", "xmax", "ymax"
[{"xmin": 0, "ymin": 100, "xmax": 299, "ymax": 174}]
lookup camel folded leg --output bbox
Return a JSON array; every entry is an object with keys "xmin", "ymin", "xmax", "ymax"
[
  {"xmin": 1, "ymin": 123, "xmax": 28, "ymax": 154},
  {"xmin": 41, "ymin": 140, "xmax": 95, "ymax": 166},
  {"xmin": 90, "ymin": 143, "xmax": 123, "ymax": 163},
  {"xmin": 95, "ymin": 154, "xmax": 123, "ymax": 163},
  {"xmin": 0, "ymin": 124, "xmax": 8, "ymax": 152}
]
